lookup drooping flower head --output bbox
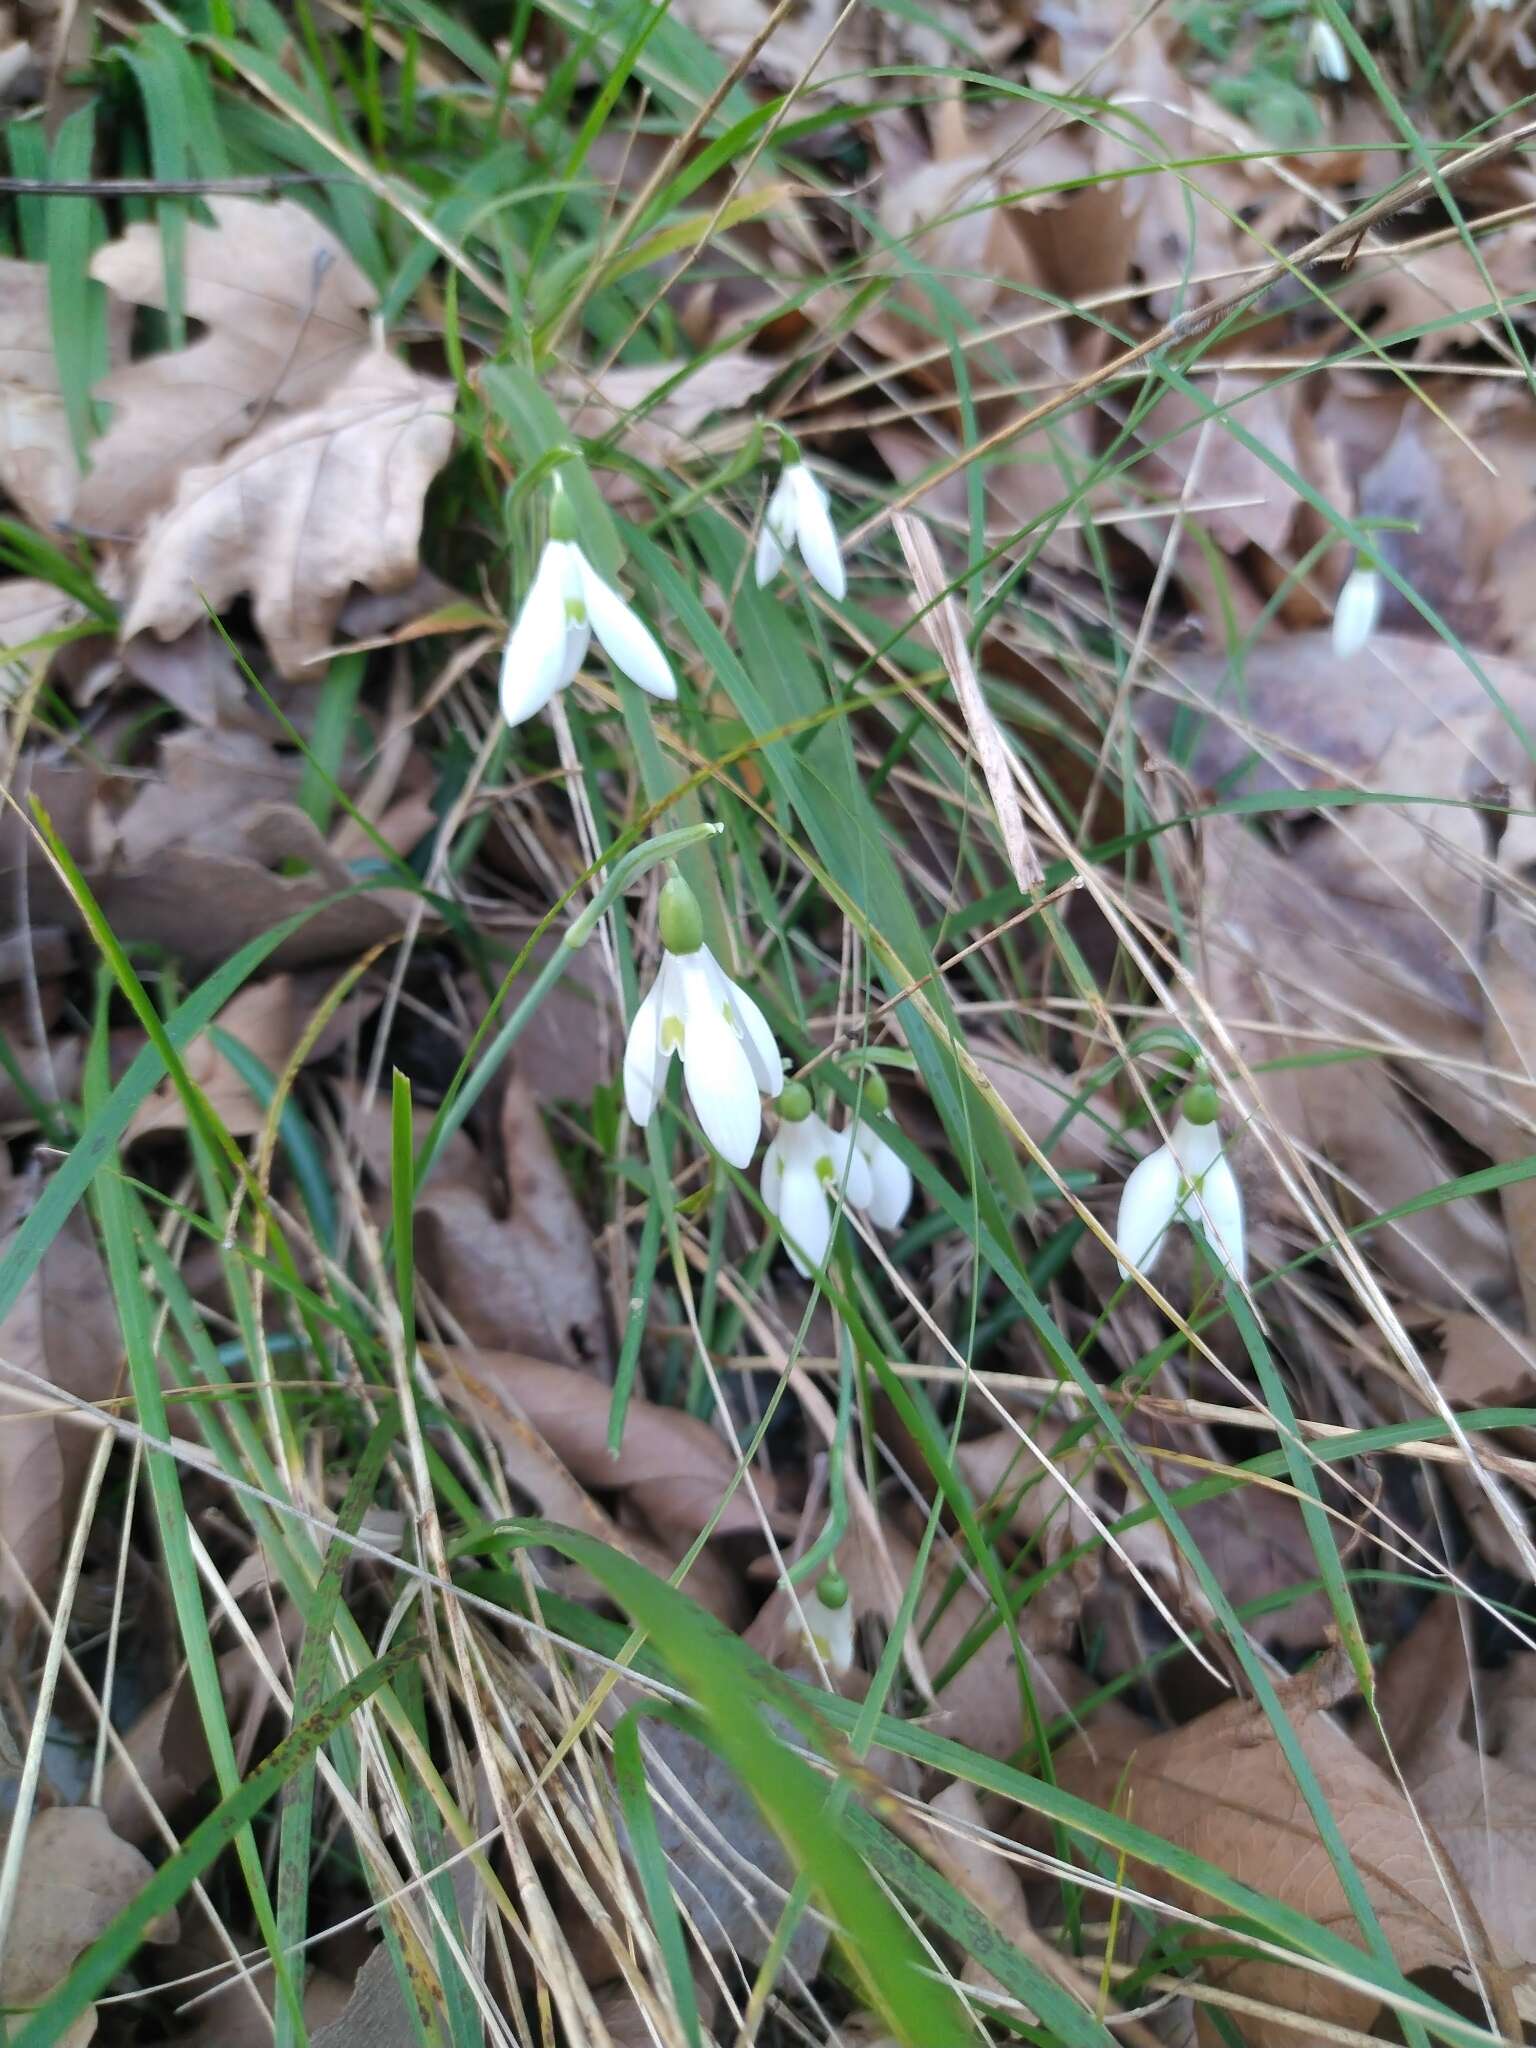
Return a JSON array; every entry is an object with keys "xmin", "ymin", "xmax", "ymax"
[
  {"xmin": 500, "ymin": 478, "xmax": 676, "ymax": 726},
  {"xmin": 1332, "ymin": 559, "xmax": 1381, "ymax": 658},
  {"xmin": 760, "ymin": 1081, "xmax": 873, "ymax": 1275},
  {"xmin": 1308, "ymin": 16, "xmax": 1350, "ymax": 81},
  {"xmin": 755, "ymin": 434, "xmax": 846, "ymax": 601},
  {"xmin": 1114, "ymin": 1072, "xmax": 1246, "ymax": 1289},
  {"xmin": 622, "ymin": 872, "xmax": 782, "ymax": 1169},
  {"xmin": 794, "ymin": 1566, "xmax": 854, "ymax": 1677},
  {"xmin": 845, "ymin": 1068, "xmax": 913, "ymax": 1232}
]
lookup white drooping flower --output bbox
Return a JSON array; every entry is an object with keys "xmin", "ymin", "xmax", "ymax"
[
  {"xmin": 1115, "ymin": 1081, "xmax": 1246, "ymax": 1288},
  {"xmin": 792, "ymin": 1568, "xmax": 854, "ymax": 1677},
  {"xmin": 622, "ymin": 874, "xmax": 781, "ymax": 1169},
  {"xmin": 847, "ymin": 1070, "xmax": 913, "ymax": 1232},
  {"xmin": 1332, "ymin": 562, "xmax": 1382, "ymax": 657},
  {"xmin": 760, "ymin": 1083, "xmax": 873, "ymax": 1276},
  {"xmin": 755, "ymin": 448, "xmax": 846, "ymax": 601},
  {"xmin": 1308, "ymin": 17, "xmax": 1350, "ymax": 80},
  {"xmin": 500, "ymin": 487, "xmax": 675, "ymax": 727}
]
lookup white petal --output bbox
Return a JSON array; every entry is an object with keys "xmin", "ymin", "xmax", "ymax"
[
  {"xmin": 857, "ymin": 1126, "xmax": 913, "ymax": 1231},
  {"xmin": 760, "ymin": 1137, "xmax": 785, "ymax": 1219},
  {"xmin": 1309, "ymin": 19, "xmax": 1349, "ymax": 80},
  {"xmin": 622, "ymin": 967, "xmax": 669, "ymax": 1128},
  {"xmin": 789, "ymin": 466, "xmax": 845, "ymax": 600},
  {"xmin": 1167, "ymin": 1115, "xmax": 1222, "ymax": 1181},
  {"xmin": 705, "ymin": 954, "xmax": 781, "ymax": 1097},
  {"xmin": 1114, "ymin": 1144, "xmax": 1181, "ymax": 1281},
  {"xmin": 822, "ymin": 1122, "xmax": 874, "ymax": 1210},
  {"xmin": 1187, "ymin": 1155, "xmax": 1247, "ymax": 1286},
  {"xmin": 578, "ymin": 554, "xmax": 677, "ymax": 700},
  {"xmin": 755, "ymin": 522, "xmax": 786, "ymax": 588},
  {"xmin": 797, "ymin": 1586, "xmax": 854, "ymax": 1677},
  {"xmin": 776, "ymin": 1157, "xmax": 833, "ymax": 1277},
  {"xmin": 765, "ymin": 470, "xmax": 798, "ymax": 546},
  {"xmin": 499, "ymin": 542, "xmax": 576, "ymax": 726},
  {"xmin": 676, "ymin": 955, "xmax": 761, "ymax": 1168},
  {"xmin": 1332, "ymin": 565, "xmax": 1381, "ymax": 657}
]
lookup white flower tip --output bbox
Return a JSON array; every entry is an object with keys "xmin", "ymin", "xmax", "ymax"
[
  {"xmin": 1332, "ymin": 564, "xmax": 1381, "ymax": 658},
  {"xmin": 1309, "ymin": 18, "xmax": 1350, "ymax": 80}
]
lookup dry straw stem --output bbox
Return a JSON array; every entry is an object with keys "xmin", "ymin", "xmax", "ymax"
[
  {"xmin": 893, "ymin": 512, "xmax": 1044, "ymax": 892},
  {"xmin": 850, "ymin": 113, "xmax": 1536, "ymax": 548}
]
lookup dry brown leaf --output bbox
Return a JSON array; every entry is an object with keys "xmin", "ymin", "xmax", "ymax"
[
  {"xmin": 0, "ymin": 1155, "xmax": 119, "ymax": 1622},
  {"xmin": 556, "ymin": 352, "xmax": 779, "ymax": 476},
  {"xmin": 80, "ymin": 197, "xmax": 376, "ymax": 537},
  {"xmin": 122, "ymin": 351, "xmax": 455, "ymax": 678},
  {"xmin": 128, "ymin": 975, "xmax": 302, "ymax": 1142},
  {"xmin": 426, "ymin": 1348, "xmax": 787, "ymax": 1543},
  {"xmin": 1480, "ymin": 911, "xmax": 1536, "ymax": 1335},
  {"xmin": 1366, "ymin": 1598, "xmax": 1536, "ymax": 1999},
  {"xmin": 0, "ymin": 1807, "xmax": 179, "ymax": 2045},
  {"xmin": 970, "ymin": 1047, "xmax": 1128, "ymax": 1178},
  {"xmin": 1, "ymin": 578, "xmax": 86, "ymax": 704},
  {"xmin": 0, "ymin": 259, "xmax": 82, "ymax": 527},
  {"xmin": 1046, "ymin": 1671, "xmax": 1510, "ymax": 2048},
  {"xmin": 1436, "ymin": 1312, "xmax": 1533, "ymax": 1409}
]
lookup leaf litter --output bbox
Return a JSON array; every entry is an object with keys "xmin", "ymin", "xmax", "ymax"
[{"xmin": 5, "ymin": 4, "xmax": 1536, "ymax": 2045}]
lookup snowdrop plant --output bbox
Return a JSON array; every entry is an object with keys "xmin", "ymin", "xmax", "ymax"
[
  {"xmin": 846, "ymin": 1069, "xmax": 913, "ymax": 1232},
  {"xmin": 761, "ymin": 1082, "xmax": 872, "ymax": 1276},
  {"xmin": 1115, "ymin": 1075, "xmax": 1246, "ymax": 1289},
  {"xmin": 622, "ymin": 873, "xmax": 782, "ymax": 1170},
  {"xmin": 794, "ymin": 1567, "xmax": 854, "ymax": 1678},
  {"xmin": 1332, "ymin": 559, "xmax": 1382, "ymax": 657},
  {"xmin": 500, "ymin": 479, "xmax": 675, "ymax": 726},
  {"xmin": 755, "ymin": 436, "xmax": 846, "ymax": 601},
  {"xmin": 1308, "ymin": 16, "xmax": 1350, "ymax": 80}
]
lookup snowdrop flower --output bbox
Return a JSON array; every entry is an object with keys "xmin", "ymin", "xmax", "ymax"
[
  {"xmin": 761, "ymin": 1082, "xmax": 873, "ymax": 1276},
  {"xmin": 500, "ymin": 482, "xmax": 675, "ymax": 726},
  {"xmin": 847, "ymin": 1069, "xmax": 913, "ymax": 1232},
  {"xmin": 1332, "ymin": 560, "xmax": 1382, "ymax": 657},
  {"xmin": 622, "ymin": 874, "xmax": 781, "ymax": 1169},
  {"xmin": 1473, "ymin": 0, "xmax": 1515, "ymax": 13},
  {"xmin": 794, "ymin": 1567, "xmax": 854, "ymax": 1677},
  {"xmin": 755, "ymin": 440, "xmax": 846, "ymax": 601},
  {"xmin": 1308, "ymin": 17, "xmax": 1350, "ymax": 80},
  {"xmin": 1115, "ymin": 1078, "xmax": 1245, "ymax": 1288}
]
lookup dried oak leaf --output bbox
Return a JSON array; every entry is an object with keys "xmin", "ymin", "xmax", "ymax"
[
  {"xmin": 424, "ymin": 1348, "xmax": 787, "ymax": 1544},
  {"xmin": 0, "ymin": 1154, "xmax": 120, "ymax": 1622},
  {"xmin": 122, "ymin": 351, "xmax": 455, "ymax": 678},
  {"xmin": 1, "ymin": 578, "xmax": 86, "ymax": 704},
  {"xmin": 0, "ymin": 259, "xmax": 100, "ymax": 527},
  {"xmin": 0, "ymin": 1806, "xmax": 178, "ymax": 2047},
  {"xmin": 80, "ymin": 197, "xmax": 375, "ymax": 537},
  {"xmin": 128, "ymin": 974, "xmax": 304, "ymax": 1142},
  {"xmin": 1364, "ymin": 1597, "xmax": 1536, "ymax": 2003},
  {"xmin": 1046, "ymin": 1676, "xmax": 1509, "ymax": 2048}
]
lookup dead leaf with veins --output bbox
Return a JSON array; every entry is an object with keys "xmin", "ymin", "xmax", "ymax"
[
  {"xmin": 0, "ymin": 1153, "xmax": 121, "ymax": 1624},
  {"xmin": 122, "ymin": 352, "xmax": 455, "ymax": 677},
  {"xmin": 79, "ymin": 197, "xmax": 377, "ymax": 537},
  {"xmin": 1365, "ymin": 1597, "xmax": 1536, "ymax": 2007},
  {"xmin": 0, "ymin": 1807, "xmax": 179, "ymax": 2047},
  {"xmin": 0, "ymin": 258, "xmax": 125, "ymax": 529}
]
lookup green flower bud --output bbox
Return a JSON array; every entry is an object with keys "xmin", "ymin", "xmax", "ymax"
[
  {"xmin": 778, "ymin": 1080, "xmax": 813, "ymax": 1123},
  {"xmin": 657, "ymin": 874, "xmax": 703, "ymax": 956},
  {"xmin": 859, "ymin": 1069, "xmax": 889, "ymax": 1114},
  {"xmin": 548, "ymin": 475, "xmax": 578, "ymax": 543},
  {"xmin": 816, "ymin": 1568, "xmax": 848, "ymax": 1610},
  {"xmin": 1181, "ymin": 1079, "xmax": 1220, "ymax": 1127}
]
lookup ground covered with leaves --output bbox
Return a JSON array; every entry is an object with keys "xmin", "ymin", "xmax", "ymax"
[{"xmin": 4, "ymin": 0, "xmax": 1536, "ymax": 2043}]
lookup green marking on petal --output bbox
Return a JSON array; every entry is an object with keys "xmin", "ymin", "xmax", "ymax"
[
  {"xmin": 564, "ymin": 596, "xmax": 586, "ymax": 624},
  {"xmin": 660, "ymin": 1015, "xmax": 685, "ymax": 1053},
  {"xmin": 815, "ymin": 1154, "xmax": 835, "ymax": 1183}
]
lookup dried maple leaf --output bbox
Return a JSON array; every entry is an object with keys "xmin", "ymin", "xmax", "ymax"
[
  {"xmin": 1045, "ymin": 1670, "xmax": 1512, "ymax": 2048},
  {"xmin": 0, "ymin": 1154, "xmax": 121, "ymax": 1623},
  {"xmin": 121, "ymin": 351, "xmax": 455, "ymax": 677},
  {"xmin": 0, "ymin": 1806, "xmax": 179, "ymax": 2047},
  {"xmin": 79, "ymin": 197, "xmax": 376, "ymax": 537}
]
